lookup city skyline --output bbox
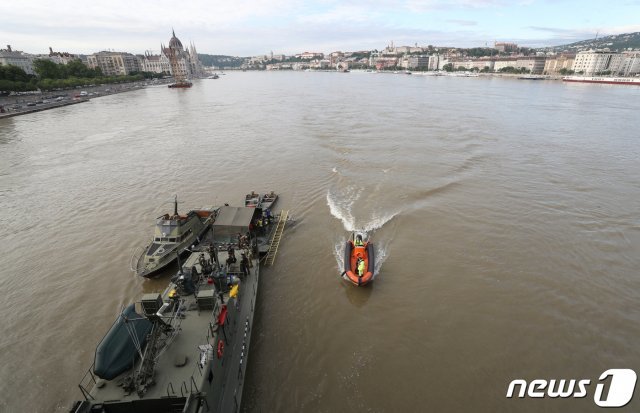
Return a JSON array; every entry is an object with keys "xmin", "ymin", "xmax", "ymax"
[{"xmin": 1, "ymin": 0, "xmax": 639, "ymax": 56}]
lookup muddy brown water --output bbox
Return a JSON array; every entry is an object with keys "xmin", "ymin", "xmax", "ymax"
[{"xmin": 1, "ymin": 72, "xmax": 639, "ymax": 412}]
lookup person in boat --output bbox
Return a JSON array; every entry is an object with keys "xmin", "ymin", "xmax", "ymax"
[
  {"xmin": 357, "ymin": 257, "xmax": 366, "ymax": 277},
  {"xmin": 354, "ymin": 235, "xmax": 364, "ymax": 246},
  {"xmin": 238, "ymin": 233, "xmax": 248, "ymax": 249},
  {"xmin": 240, "ymin": 252, "xmax": 249, "ymax": 277},
  {"xmin": 227, "ymin": 245, "xmax": 236, "ymax": 264}
]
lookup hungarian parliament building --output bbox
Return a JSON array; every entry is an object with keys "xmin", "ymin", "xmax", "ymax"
[
  {"xmin": 83, "ymin": 30, "xmax": 205, "ymax": 78},
  {"xmin": 139, "ymin": 30, "xmax": 204, "ymax": 78}
]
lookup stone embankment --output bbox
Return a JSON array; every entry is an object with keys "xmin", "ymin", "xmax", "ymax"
[{"xmin": 0, "ymin": 79, "xmax": 172, "ymax": 119}]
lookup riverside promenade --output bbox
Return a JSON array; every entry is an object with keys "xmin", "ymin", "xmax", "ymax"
[{"xmin": 0, "ymin": 78, "xmax": 172, "ymax": 119}]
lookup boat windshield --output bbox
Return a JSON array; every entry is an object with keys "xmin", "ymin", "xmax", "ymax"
[{"xmin": 157, "ymin": 221, "xmax": 179, "ymax": 235}]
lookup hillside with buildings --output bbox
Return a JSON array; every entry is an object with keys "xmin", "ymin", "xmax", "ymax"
[
  {"xmin": 197, "ymin": 54, "xmax": 244, "ymax": 69},
  {"xmin": 544, "ymin": 32, "xmax": 640, "ymax": 53}
]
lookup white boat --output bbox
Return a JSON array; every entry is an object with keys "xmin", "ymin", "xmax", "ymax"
[{"xmin": 562, "ymin": 76, "xmax": 640, "ymax": 85}]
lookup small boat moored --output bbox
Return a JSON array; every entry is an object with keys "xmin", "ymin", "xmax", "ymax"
[
  {"xmin": 343, "ymin": 232, "xmax": 375, "ymax": 286},
  {"xmin": 245, "ymin": 191, "xmax": 261, "ymax": 208},
  {"xmin": 167, "ymin": 81, "xmax": 193, "ymax": 88},
  {"xmin": 259, "ymin": 191, "xmax": 278, "ymax": 210}
]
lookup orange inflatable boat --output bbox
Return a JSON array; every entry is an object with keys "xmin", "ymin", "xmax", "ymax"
[{"xmin": 343, "ymin": 233, "xmax": 375, "ymax": 286}]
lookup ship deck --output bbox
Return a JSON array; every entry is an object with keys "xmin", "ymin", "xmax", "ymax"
[
  {"xmin": 80, "ymin": 246, "xmax": 261, "ymax": 413},
  {"xmin": 74, "ymin": 204, "xmax": 272, "ymax": 413}
]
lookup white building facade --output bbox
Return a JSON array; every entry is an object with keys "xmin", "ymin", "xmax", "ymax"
[
  {"xmin": 0, "ymin": 46, "xmax": 35, "ymax": 75},
  {"xmin": 572, "ymin": 51, "xmax": 617, "ymax": 75}
]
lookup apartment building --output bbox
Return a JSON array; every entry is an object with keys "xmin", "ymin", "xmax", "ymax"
[
  {"xmin": 543, "ymin": 54, "xmax": 576, "ymax": 75},
  {"xmin": 572, "ymin": 51, "xmax": 617, "ymax": 75},
  {"xmin": 87, "ymin": 51, "xmax": 141, "ymax": 76}
]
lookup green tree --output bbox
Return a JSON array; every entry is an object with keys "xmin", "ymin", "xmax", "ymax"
[
  {"xmin": 38, "ymin": 78, "xmax": 54, "ymax": 91},
  {"xmin": 66, "ymin": 59, "xmax": 92, "ymax": 78},
  {"xmin": 0, "ymin": 79, "xmax": 15, "ymax": 91},
  {"xmin": 0, "ymin": 64, "xmax": 31, "ymax": 82},
  {"xmin": 442, "ymin": 63, "xmax": 454, "ymax": 72},
  {"xmin": 33, "ymin": 59, "xmax": 62, "ymax": 79}
]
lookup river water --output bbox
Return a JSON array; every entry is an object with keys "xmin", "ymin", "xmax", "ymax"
[{"xmin": 1, "ymin": 72, "xmax": 639, "ymax": 412}]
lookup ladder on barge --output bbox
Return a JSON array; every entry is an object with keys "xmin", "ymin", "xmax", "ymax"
[{"xmin": 264, "ymin": 210, "xmax": 288, "ymax": 266}]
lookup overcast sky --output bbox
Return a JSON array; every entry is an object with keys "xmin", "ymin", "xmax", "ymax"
[{"xmin": 2, "ymin": 0, "xmax": 639, "ymax": 56}]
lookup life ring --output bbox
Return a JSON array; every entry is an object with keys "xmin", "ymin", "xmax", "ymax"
[
  {"xmin": 217, "ymin": 339, "xmax": 224, "ymax": 359},
  {"xmin": 157, "ymin": 247, "xmax": 165, "ymax": 254}
]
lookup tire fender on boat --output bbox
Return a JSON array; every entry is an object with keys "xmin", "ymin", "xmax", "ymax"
[
  {"xmin": 366, "ymin": 243, "xmax": 375, "ymax": 275},
  {"xmin": 344, "ymin": 241, "xmax": 353, "ymax": 275}
]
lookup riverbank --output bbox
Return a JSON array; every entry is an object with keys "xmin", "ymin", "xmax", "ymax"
[
  {"xmin": 0, "ymin": 97, "xmax": 89, "ymax": 118},
  {"xmin": 0, "ymin": 78, "xmax": 172, "ymax": 119}
]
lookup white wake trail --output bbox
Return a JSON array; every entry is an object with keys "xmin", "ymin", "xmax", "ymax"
[{"xmin": 326, "ymin": 187, "xmax": 361, "ymax": 231}]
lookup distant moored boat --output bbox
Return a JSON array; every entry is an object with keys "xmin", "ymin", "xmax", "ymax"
[{"xmin": 562, "ymin": 76, "xmax": 640, "ymax": 85}]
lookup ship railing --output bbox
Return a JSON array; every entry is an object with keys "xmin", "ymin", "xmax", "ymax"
[
  {"xmin": 77, "ymin": 363, "xmax": 98, "ymax": 401},
  {"xmin": 166, "ymin": 378, "xmax": 202, "ymax": 402},
  {"xmin": 130, "ymin": 245, "xmax": 146, "ymax": 272}
]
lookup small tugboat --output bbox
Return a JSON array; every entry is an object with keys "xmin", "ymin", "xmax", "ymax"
[
  {"xmin": 244, "ymin": 191, "xmax": 261, "ymax": 208},
  {"xmin": 72, "ymin": 205, "xmax": 271, "ymax": 413},
  {"xmin": 343, "ymin": 232, "xmax": 375, "ymax": 286},
  {"xmin": 258, "ymin": 191, "xmax": 278, "ymax": 210},
  {"xmin": 168, "ymin": 81, "xmax": 193, "ymax": 88},
  {"xmin": 132, "ymin": 196, "xmax": 217, "ymax": 278}
]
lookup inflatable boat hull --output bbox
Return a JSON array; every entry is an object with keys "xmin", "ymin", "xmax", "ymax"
[{"xmin": 343, "ymin": 241, "xmax": 375, "ymax": 286}]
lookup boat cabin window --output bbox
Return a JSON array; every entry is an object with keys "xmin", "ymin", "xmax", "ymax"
[
  {"xmin": 154, "ymin": 237, "xmax": 161, "ymax": 242},
  {"xmin": 158, "ymin": 222, "xmax": 178, "ymax": 235},
  {"xmin": 169, "ymin": 238, "xmax": 176, "ymax": 242}
]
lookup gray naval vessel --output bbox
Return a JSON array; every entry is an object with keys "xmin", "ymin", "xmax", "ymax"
[
  {"xmin": 72, "ymin": 203, "xmax": 285, "ymax": 413},
  {"xmin": 132, "ymin": 196, "xmax": 217, "ymax": 278}
]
